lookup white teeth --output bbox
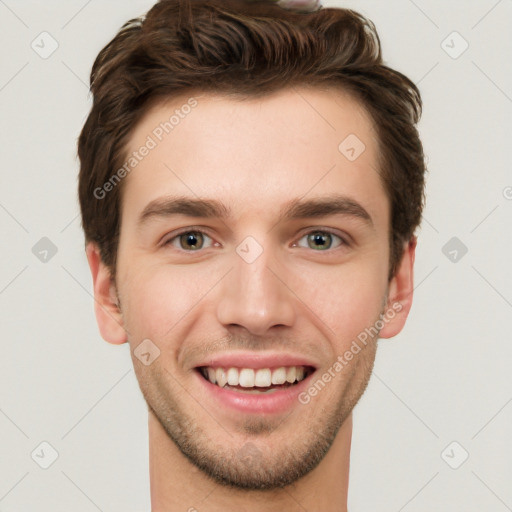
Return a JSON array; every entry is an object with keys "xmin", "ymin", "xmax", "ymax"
[
  {"xmin": 254, "ymin": 368, "xmax": 272, "ymax": 387},
  {"xmin": 239, "ymin": 368, "xmax": 255, "ymax": 387},
  {"xmin": 202, "ymin": 365, "xmax": 310, "ymax": 389},
  {"xmin": 227, "ymin": 367, "xmax": 239, "ymax": 386},
  {"xmin": 215, "ymin": 368, "xmax": 228, "ymax": 387},
  {"xmin": 271, "ymin": 367, "xmax": 287, "ymax": 385},
  {"xmin": 286, "ymin": 366, "xmax": 297, "ymax": 383},
  {"xmin": 207, "ymin": 367, "xmax": 216, "ymax": 384}
]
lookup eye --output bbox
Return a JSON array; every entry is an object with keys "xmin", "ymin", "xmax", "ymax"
[
  {"xmin": 165, "ymin": 230, "xmax": 214, "ymax": 251},
  {"xmin": 295, "ymin": 230, "xmax": 346, "ymax": 251}
]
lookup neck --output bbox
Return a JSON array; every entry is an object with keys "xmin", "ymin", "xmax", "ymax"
[{"xmin": 148, "ymin": 410, "xmax": 352, "ymax": 512}]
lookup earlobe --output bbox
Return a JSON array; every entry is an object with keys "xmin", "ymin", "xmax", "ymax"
[
  {"xmin": 85, "ymin": 242, "xmax": 127, "ymax": 345},
  {"xmin": 379, "ymin": 237, "xmax": 417, "ymax": 339}
]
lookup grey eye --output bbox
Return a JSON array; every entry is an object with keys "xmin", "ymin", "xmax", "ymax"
[{"xmin": 297, "ymin": 231, "xmax": 343, "ymax": 251}]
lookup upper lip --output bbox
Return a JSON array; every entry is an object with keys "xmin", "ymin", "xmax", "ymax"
[{"xmin": 194, "ymin": 351, "xmax": 319, "ymax": 370}]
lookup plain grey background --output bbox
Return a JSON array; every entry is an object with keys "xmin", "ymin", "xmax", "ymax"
[{"xmin": 0, "ymin": 0, "xmax": 511, "ymax": 510}]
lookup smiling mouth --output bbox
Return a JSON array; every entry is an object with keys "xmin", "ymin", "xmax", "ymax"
[{"xmin": 196, "ymin": 365, "xmax": 315, "ymax": 394}]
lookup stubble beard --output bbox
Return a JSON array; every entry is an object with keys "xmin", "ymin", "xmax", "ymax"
[{"xmin": 138, "ymin": 339, "xmax": 378, "ymax": 491}]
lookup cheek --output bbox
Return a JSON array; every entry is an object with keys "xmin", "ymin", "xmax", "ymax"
[
  {"xmin": 289, "ymin": 259, "xmax": 386, "ymax": 344},
  {"xmin": 120, "ymin": 264, "xmax": 217, "ymax": 341}
]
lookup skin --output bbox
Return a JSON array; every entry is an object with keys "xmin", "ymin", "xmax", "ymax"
[{"xmin": 86, "ymin": 86, "xmax": 416, "ymax": 511}]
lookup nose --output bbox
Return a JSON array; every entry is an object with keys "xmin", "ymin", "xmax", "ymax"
[{"xmin": 216, "ymin": 247, "xmax": 296, "ymax": 336}]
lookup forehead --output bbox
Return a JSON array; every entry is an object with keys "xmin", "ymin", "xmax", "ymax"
[{"xmin": 120, "ymin": 86, "xmax": 388, "ymax": 229}]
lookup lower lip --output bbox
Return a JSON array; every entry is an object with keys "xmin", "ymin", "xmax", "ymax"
[{"xmin": 195, "ymin": 369, "xmax": 315, "ymax": 415}]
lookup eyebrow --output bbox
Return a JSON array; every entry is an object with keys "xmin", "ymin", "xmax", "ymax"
[
  {"xmin": 137, "ymin": 194, "xmax": 374, "ymax": 228},
  {"xmin": 280, "ymin": 195, "xmax": 374, "ymax": 227},
  {"xmin": 138, "ymin": 196, "xmax": 230, "ymax": 225}
]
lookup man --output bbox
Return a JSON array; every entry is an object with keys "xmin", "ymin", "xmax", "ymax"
[{"xmin": 78, "ymin": 0, "xmax": 426, "ymax": 510}]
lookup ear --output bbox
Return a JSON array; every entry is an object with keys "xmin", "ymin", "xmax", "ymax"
[
  {"xmin": 85, "ymin": 242, "xmax": 127, "ymax": 345},
  {"xmin": 379, "ymin": 237, "xmax": 417, "ymax": 339}
]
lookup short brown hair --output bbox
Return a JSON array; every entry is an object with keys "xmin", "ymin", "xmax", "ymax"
[{"xmin": 78, "ymin": 0, "xmax": 426, "ymax": 281}]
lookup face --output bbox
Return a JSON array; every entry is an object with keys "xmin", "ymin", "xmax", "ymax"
[{"xmin": 88, "ymin": 86, "xmax": 414, "ymax": 490}]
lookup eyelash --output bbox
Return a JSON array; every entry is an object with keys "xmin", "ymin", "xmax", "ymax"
[{"xmin": 162, "ymin": 227, "xmax": 350, "ymax": 252}]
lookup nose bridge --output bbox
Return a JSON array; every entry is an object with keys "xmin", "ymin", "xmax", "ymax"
[{"xmin": 216, "ymin": 240, "xmax": 296, "ymax": 334}]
